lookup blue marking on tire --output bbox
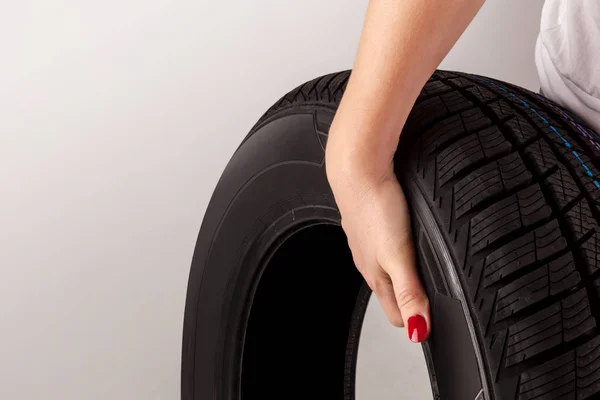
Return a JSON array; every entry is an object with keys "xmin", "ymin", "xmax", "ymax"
[{"xmin": 462, "ymin": 75, "xmax": 600, "ymax": 191}]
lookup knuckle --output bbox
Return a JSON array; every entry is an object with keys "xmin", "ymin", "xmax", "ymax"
[
  {"xmin": 395, "ymin": 288, "xmax": 424, "ymax": 309},
  {"xmin": 352, "ymin": 257, "xmax": 369, "ymax": 278},
  {"xmin": 369, "ymin": 278, "xmax": 385, "ymax": 294},
  {"xmin": 388, "ymin": 314, "xmax": 404, "ymax": 328},
  {"xmin": 378, "ymin": 242, "xmax": 412, "ymax": 268}
]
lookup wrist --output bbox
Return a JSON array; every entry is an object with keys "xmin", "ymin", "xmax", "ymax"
[{"xmin": 325, "ymin": 141, "xmax": 394, "ymax": 194}]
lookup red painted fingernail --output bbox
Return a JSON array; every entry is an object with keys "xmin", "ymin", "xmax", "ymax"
[{"xmin": 407, "ymin": 315, "xmax": 427, "ymax": 343}]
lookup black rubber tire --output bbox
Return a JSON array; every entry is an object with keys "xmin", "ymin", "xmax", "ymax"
[{"xmin": 182, "ymin": 70, "xmax": 600, "ymax": 400}]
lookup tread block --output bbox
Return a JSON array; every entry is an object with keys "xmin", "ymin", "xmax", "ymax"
[
  {"xmin": 419, "ymin": 108, "xmax": 491, "ymax": 161},
  {"xmin": 558, "ymin": 148, "xmax": 600, "ymax": 211},
  {"xmin": 479, "ymin": 78, "xmax": 579, "ymax": 140},
  {"xmin": 518, "ymin": 352, "xmax": 576, "ymax": 400},
  {"xmin": 480, "ymin": 126, "xmax": 512, "ymax": 158},
  {"xmin": 543, "ymin": 124, "xmax": 587, "ymax": 155},
  {"xmin": 470, "ymin": 195, "xmax": 520, "ymax": 254},
  {"xmin": 505, "ymin": 289, "xmax": 595, "ymax": 368},
  {"xmin": 461, "ymin": 108, "xmax": 493, "ymax": 132},
  {"xmin": 327, "ymin": 72, "xmax": 350, "ymax": 102},
  {"xmin": 543, "ymin": 165, "xmax": 581, "ymax": 211},
  {"xmin": 472, "ymin": 184, "xmax": 552, "ymax": 254},
  {"xmin": 455, "ymin": 163, "xmax": 503, "ymax": 218},
  {"xmin": 493, "ymin": 87, "xmax": 590, "ymax": 155},
  {"xmin": 506, "ymin": 117, "xmax": 539, "ymax": 146},
  {"xmin": 440, "ymin": 91, "xmax": 474, "ymax": 113},
  {"xmin": 447, "ymin": 77, "xmax": 475, "ymax": 88},
  {"xmin": 314, "ymin": 74, "xmax": 337, "ymax": 101},
  {"xmin": 576, "ymin": 333, "xmax": 600, "ymax": 399},
  {"xmin": 256, "ymin": 71, "xmax": 351, "ymax": 123},
  {"xmin": 470, "ymin": 184, "xmax": 552, "ymax": 254},
  {"xmin": 454, "ymin": 153, "xmax": 531, "ymax": 218},
  {"xmin": 499, "ymin": 152, "xmax": 532, "ymax": 189},
  {"xmin": 417, "ymin": 80, "xmax": 452, "ymax": 101},
  {"xmin": 433, "ymin": 70, "xmax": 458, "ymax": 80},
  {"xmin": 493, "ymin": 253, "xmax": 579, "ymax": 323},
  {"xmin": 562, "ymin": 196, "xmax": 600, "ymax": 276},
  {"xmin": 518, "ymin": 335, "xmax": 600, "ymax": 400},
  {"xmin": 406, "ymin": 96, "xmax": 453, "ymax": 130},
  {"xmin": 466, "ymin": 85, "xmax": 499, "ymax": 104},
  {"xmin": 488, "ymin": 99, "xmax": 517, "ymax": 121},
  {"xmin": 558, "ymin": 146, "xmax": 600, "ymax": 181},
  {"xmin": 420, "ymin": 114, "xmax": 464, "ymax": 159},
  {"xmin": 523, "ymin": 138, "xmax": 558, "ymax": 175},
  {"xmin": 437, "ymin": 128, "xmax": 512, "ymax": 186},
  {"xmin": 527, "ymin": 108, "xmax": 572, "ymax": 144},
  {"xmin": 506, "ymin": 304, "xmax": 562, "ymax": 368},
  {"xmin": 548, "ymin": 254, "xmax": 581, "ymax": 296},
  {"xmin": 483, "ymin": 220, "xmax": 567, "ymax": 287},
  {"xmin": 564, "ymin": 200, "xmax": 597, "ymax": 242},
  {"xmin": 437, "ymin": 134, "xmax": 484, "ymax": 185},
  {"xmin": 580, "ymin": 233, "xmax": 600, "ymax": 276}
]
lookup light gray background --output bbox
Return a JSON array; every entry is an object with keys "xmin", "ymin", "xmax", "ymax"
[{"xmin": 2, "ymin": 1, "xmax": 544, "ymax": 399}]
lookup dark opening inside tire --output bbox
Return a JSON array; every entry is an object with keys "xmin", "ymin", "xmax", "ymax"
[{"xmin": 182, "ymin": 70, "xmax": 600, "ymax": 400}]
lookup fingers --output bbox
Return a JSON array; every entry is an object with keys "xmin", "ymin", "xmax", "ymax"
[
  {"xmin": 370, "ymin": 272, "xmax": 404, "ymax": 328},
  {"xmin": 383, "ymin": 237, "xmax": 430, "ymax": 343}
]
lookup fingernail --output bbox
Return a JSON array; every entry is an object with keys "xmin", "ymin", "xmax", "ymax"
[{"xmin": 407, "ymin": 315, "xmax": 427, "ymax": 343}]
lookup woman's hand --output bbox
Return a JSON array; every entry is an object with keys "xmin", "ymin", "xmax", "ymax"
[
  {"xmin": 326, "ymin": 147, "xmax": 429, "ymax": 342},
  {"xmin": 325, "ymin": 0, "xmax": 485, "ymax": 340}
]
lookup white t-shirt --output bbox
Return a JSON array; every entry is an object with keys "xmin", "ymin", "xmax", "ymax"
[{"xmin": 535, "ymin": 0, "xmax": 600, "ymax": 132}]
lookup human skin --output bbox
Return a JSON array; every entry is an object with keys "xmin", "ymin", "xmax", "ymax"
[{"xmin": 325, "ymin": 0, "xmax": 486, "ymax": 342}]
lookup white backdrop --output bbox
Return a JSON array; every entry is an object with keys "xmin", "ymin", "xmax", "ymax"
[{"xmin": 1, "ymin": 1, "xmax": 544, "ymax": 399}]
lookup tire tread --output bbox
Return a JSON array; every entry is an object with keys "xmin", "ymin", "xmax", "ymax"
[{"xmin": 409, "ymin": 71, "xmax": 600, "ymax": 399}]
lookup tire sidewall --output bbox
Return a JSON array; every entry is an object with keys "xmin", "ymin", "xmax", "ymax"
[{"xmin": 181, "ymin": 109, "xmax": 339, "ymax": 400}]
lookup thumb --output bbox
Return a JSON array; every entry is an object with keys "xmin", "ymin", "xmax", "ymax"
[{"xmin": 384, "ymin": 239, "xmax": 430, "ymax": 343}]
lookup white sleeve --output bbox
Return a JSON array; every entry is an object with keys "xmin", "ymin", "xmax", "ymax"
[{"xmin": 535, "ymin": 0, "xmax": 600, "ymax": 132}]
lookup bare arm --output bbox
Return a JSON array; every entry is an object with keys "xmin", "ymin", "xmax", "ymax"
[
  {"xmin": 327, "ymin": 0, "xmax": 485, "ymax": 179},
  {"xmin": 326, "ymin": 0, "xmax": 485, "ymax": 340}
]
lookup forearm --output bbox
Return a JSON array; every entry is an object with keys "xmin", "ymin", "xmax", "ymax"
[{"xmin": 327, "ymin": 0, "xmax": 485, "ymax": 183}]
